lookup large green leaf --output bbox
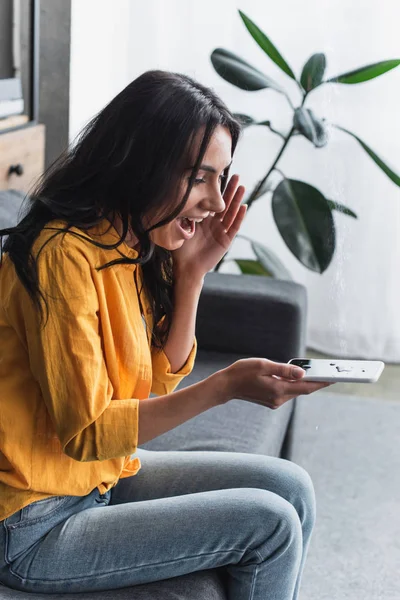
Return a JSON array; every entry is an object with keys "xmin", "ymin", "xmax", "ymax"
[
  {"xmin": 327, "ymin": 59, "xmax": 400, "ymax": 84},
  {"xmin": 300, "ymin": 53, "xmax": 326, "ymax": 91},
  {"xmin": 234, "ymin": 259, "xmax": 272, "ymax": 276},
  {"xmin": 251, "ymin": 240, "xmax": 293, "ymax": 280},
  {"xmin": 238, "ymin": 10, "xmax": 296, "ymax": 81},
  {"xmin": 236, "ymin": 235, "xmax": 292, "ymax": 279},
  {"xmin": 272, "ymin": 179, "xmax": 336, "ymax": 273},
  {"xmin": 334, "ymin": 125, "xmax": 400, "ymax": 187},
  {"xmin": 211, "ymin": 48, "xmax": 283, "ymax": 92},
  {"xmin": 293, "ymin": 108, "xmax": 328, "ymax": 147},
  {"xmin": 328, "ymin": 200, "xmax": 357, "ymax": 219}
]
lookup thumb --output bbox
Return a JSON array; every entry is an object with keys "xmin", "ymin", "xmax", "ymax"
[{"xmin": 265, "ymin": 360, "xmax": 305, "ymax": 380}]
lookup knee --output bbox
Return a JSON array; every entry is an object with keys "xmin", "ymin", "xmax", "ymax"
[
  {"xmin": 250, "ymin": 490, "xmax": 303, "ymax": 563},
  {"xmin": 253, "ymin": 457, "xmax": 316, "ymax": 528},
  {"xmin": 281, "ymin": 461, "xmax": 316, "ymax": 528},
  {"xmin": 230, "ymin": 487, "xmax": 303, "ymax": 535},
  {"xmin": 273, "ymin": 494, "xmax": 304, "ymax": 546}
]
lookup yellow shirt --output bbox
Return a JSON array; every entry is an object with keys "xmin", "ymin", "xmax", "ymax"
[{"xmin": 0, "ymin": 220, "xmax": 196, "ymax": 520}]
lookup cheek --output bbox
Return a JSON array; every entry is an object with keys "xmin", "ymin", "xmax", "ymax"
[
  {"xmin": 150, "ymin": 220, "xmax": 184, "ymax": 249},
  {"xmin": 151, "ymin": 222, "xmax": 173, "ymax": 241},
  {"xmin": 182, "ymin": 189, "xmax": 201, "ymax": 213}
]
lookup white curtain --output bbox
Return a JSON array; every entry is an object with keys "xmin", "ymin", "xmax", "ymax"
[{"xmin": 70, "ymin": 0, "xmax": 400, "ymax": 362}]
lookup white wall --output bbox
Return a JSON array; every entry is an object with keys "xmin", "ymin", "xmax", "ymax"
[
  {"xmin": 69, "ymin": 0, "xmax": 133, "ymax": 141},
  {"xmin": 70, "ymin": 0, "xmax": 400, "ymax": 361}
]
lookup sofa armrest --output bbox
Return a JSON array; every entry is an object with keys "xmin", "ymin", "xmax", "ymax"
[{"xmin": 196, "ymin": 272, "xmax": 307, "ymax": 362}]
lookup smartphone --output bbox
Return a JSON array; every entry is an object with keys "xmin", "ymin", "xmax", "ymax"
[{"xmin": 288, "ymin": 358, "xmax": 385, "ymax": 383}]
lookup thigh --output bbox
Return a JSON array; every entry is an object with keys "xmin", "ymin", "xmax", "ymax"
[
  {"xmin": 1, "ymin": 485, "xmax": 292, "ymax": 595},
  {"xmin": 112, "ymin": 449, "xmax": 314, "ymax": 511}
]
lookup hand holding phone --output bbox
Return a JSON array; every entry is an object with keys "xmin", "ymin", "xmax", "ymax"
[{"xmin": 288, "ymin": 358, "xmax": 385, "ymax": 383}]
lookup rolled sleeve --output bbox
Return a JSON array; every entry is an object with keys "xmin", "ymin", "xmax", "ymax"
[
  {"xmin": 151, "ymin": 336, "xmax": 197, "ymax": 396},
  {"xmin": 64, "ymin": 398, "xmax": 139, "ymax": 462}
]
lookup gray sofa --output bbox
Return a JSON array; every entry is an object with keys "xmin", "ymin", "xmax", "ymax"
[{"xmin": 1, "ymin": 191, "xmax": 399, "ymax": 599}]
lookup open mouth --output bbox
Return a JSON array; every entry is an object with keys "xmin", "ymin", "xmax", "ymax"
[
  {"xmin": 176, "ymin": 216, "xmax": 204, "ymax": 238},
  {"xmin": 179, "ymin": 217, "xmax": 195, "ymax": 234}
]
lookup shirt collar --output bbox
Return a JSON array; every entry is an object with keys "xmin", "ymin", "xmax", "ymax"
[{"xmin": 84, "ymin": 219, "xmax": 139, "ymax": 260}]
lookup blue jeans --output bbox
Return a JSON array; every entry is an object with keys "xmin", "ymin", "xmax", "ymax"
[{"xmin": 0, "ymin": 449, "xmax": 315, "ymax": 599}]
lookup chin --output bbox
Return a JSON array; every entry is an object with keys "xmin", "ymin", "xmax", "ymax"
[{"xmin": 153, "ymin": 237, "xmax": 185, "ymax": 251}]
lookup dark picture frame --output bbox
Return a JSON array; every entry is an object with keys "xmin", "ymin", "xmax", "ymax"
[
  {"xmin": 30, "ymin": 0, "xmax": 40, "ymax": 123},
  {"xmin": 0, "ymin": 0, "xmax": 40, "ymax": 133},
  {"xmin": 1, "ymin": 0, "xmax": 72, "ymax": 167}
]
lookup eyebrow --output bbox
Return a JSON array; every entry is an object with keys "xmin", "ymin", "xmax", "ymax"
[{"xmin": 187, "ymin": 161, "xmax": 232, "ymax": 174}]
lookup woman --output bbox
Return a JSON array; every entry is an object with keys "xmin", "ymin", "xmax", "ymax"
[{"xmin": 0, "ymin": 70, "xmax": 331, "ymax": 598}]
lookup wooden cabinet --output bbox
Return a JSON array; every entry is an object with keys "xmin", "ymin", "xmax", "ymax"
[{"xmin": 0, "ymin": 124, "xmax": 45, "ymax": 193}]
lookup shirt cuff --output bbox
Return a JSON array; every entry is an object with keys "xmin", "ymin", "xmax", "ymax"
[
  {"xmin": 64, "ymin": 398, "xmax": 139, "ymax": 462},
  {"xmin": 151, "ymin": 337, "xmax": 197, "ymax": 395}
]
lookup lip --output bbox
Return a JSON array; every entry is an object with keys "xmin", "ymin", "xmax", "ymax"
[{"xmin": 181, "ymin": 214, "xmax": 210, "ymax": 220}]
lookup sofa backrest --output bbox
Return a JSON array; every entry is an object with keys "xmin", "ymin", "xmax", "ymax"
[{"xmin": 196, "ymin": 272, "xmax": 308, "ymax": 361}]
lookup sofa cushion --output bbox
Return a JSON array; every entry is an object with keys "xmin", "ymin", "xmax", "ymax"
[
  {"xmin": 142, "ymin": 349, "xmax": 294, "ymax": 457},
  {"xmin": 289, "ymin": 392, "xmax": 400, "ymax": 600}
]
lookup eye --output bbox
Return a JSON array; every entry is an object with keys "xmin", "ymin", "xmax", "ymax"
[{"xmin": 193, "ymin": 177, "xmax": 206, "ymax": 185}]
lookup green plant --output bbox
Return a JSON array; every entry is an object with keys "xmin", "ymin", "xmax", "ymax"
[{"xmin": 211, "ymin": 10, "xmax": 400, "ymax": 278}]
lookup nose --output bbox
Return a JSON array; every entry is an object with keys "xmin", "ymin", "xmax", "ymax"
[{"xmin": 204, "ymin": 186, "xmax": 226, "ymax": 215}]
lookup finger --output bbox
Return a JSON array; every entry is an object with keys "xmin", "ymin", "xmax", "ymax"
[
  {"xmin": 225, "ymin": 203, "xmax": 247, "ymax": 241},
  {"xmin": 222, "ymin": 186, "xmax": 246, "ymax": 232},
  {"xmin": 262, "ymin": 360, "xmax": 306, "ymax": 380},
  {"xmin": 223, "ymin": 174, "xmax": 240, "ymax": 200},
  {"xmin": 220, "ymin": 174, "xmax": 240, "ymax": 218}
]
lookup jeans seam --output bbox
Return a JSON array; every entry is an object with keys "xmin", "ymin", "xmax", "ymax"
[
  {"xmin": 7, "ymin": 547, "xmax": 252, "ymax": 584},
  {"xmin": 2, "ymin": 520, "xmax": 11, "ymax": 567},
  {"xmin": 252, "ymin": 548, "xmax": 263, "ymax": 563},
  {"xmin": 249, "ymin": 563, "xmax": 259, "ymax": 600}
]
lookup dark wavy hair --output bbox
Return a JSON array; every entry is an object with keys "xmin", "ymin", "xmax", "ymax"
[{"xmin": 0, "ymin": 70, "xmax": 241, "ymax": 348}]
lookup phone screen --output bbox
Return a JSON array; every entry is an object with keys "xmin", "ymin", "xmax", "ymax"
[
  {"xmin": 290, "ymin": 359, "xmax": 313, "ymax": 370},
  {"xmin": 288, "ymin": 358, "xmax": 385, "ymax": 383}
]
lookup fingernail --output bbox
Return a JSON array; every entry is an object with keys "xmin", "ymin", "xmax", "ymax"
[{"xmin": 292, "ymin": 367, "xmax": 305, "ymax": 378}]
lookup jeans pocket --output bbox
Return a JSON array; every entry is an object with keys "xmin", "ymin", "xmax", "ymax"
[
  {"xmin": 5, "ymin": 496, "xmax": 71, "ymax": 531},
  {"xmin": 20, "ymin": 496, "xmax": 70, "ymax": 525}
]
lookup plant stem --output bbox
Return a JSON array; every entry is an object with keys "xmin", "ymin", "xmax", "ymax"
[
  {"xmin": 274, "ymin": 167, "xmax": 285, "ymax": 179},
  {"xmin": 246, "ymin": 126, "xmax": 295, "ymax": 210},
  {"xmin": 265, "ymin": 123, "xmax": 285, "ymax": 140},
  {"xmin": 283, "ymin": 92, "xmax": 295, "ymax": 110}
]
